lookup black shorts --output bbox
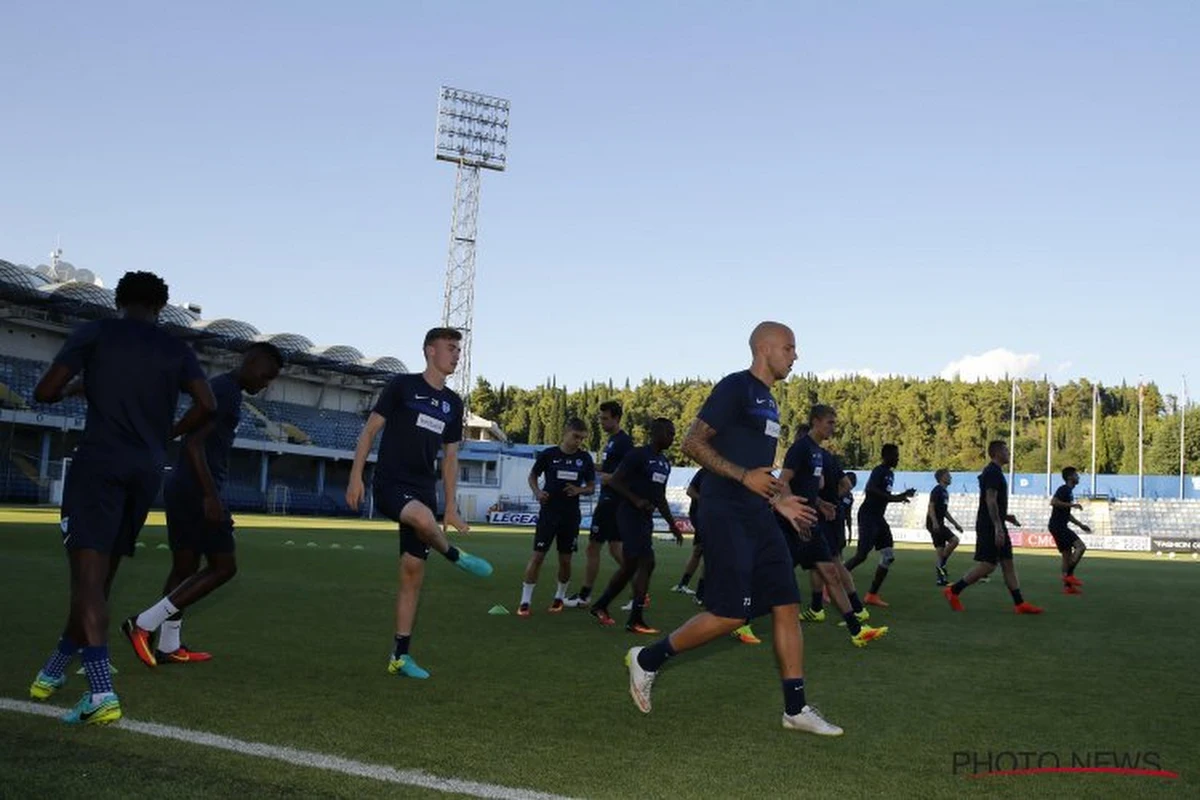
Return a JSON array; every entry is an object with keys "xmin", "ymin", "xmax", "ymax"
[
  {"xmin": 534, "ymin": 509, "xmax": 581, "ymax": 554},
  {"xmin": 374, "ymin": 483, "xmax": 436, "ymax": 560},
  {"xmin": 780, "ymin": 521, "xmax": 834, "ymax": 570},
  {"xmin": 1050, "ymin": 527, "xmax": 1081, "ymax": 554},
  {"xmin": 974, "ymin": 528, "xmax": 1014, "ymax": 564},
  {"xmin": 853, "ymin": 515, "xmax": 893, "ymax": 558},
  {"xmin": 165, "ymin": 483, "xmax": 235, "ymax": 555},
  {"xmin": 590, "ymin": 497, "xmax": 621, "ymax": 543},
  {"xmin": 822, "ymin": 520, "xmax": 846, "ymax": 555},
  {"xmin": 699, "ymin": 498, "xmax": 800, "ymax": 620},
  {"xmin": 617, "ymin": 504, "xmax": 654, "ymax": 559},
  {"xmin": 60, "ymin": 456, "xmax": 161, "ymax": 558},
  {"xmin": 927, "ymin": 524, "xmax": 957, "ymax": 550}
]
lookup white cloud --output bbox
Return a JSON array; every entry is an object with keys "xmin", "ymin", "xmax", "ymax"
[
  {"xmin": 940, "ymin": 349, "xmax": 1041, "ymax": 382},
  {"xmin": 814, "ymin": 367, "xmax": 892, "ymax": 381}
]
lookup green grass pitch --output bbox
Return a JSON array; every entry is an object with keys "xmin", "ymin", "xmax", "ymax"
[{"xmin": 1, "ymin": 507, "xmax": 1197, "ymax": 798}]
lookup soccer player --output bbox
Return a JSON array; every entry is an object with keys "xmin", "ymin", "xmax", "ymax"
[
  {"xmin": 345, "ymin": 327, "xmax": 493, "ymax": 680},
  {"xmin": 517, "ymin": 418, "xmax": 596, "ymax": 616},
  {"xmin": 566, "ymin": 401, "xmax": 633, "ymax": 607},
  {"xmin": 843, "ymin": 444, "xmax": 915, "ymax": 607},
  {"xmin": 943, "ymin": 441, "xmax": 1043, "ymax": 614},
  {"xmin": 926, "ymin": 469, "xmax": 964, "ymax": 586},
  {"xmin": 588, "ymin": 418, "xmax": 684, "ymax": 634},
  {"xmin": 27, "ymin": 271, "xmax": 217, "ymax": 725},
  {"xmin": 625, "ymin": 322, "xmax": 842, "ymax": 736},
  {"xmin": 671, "ymin": 468, "xmax": 705, "ymax": 599},
  {"xmin": 1049, "ymin": 466, "xmax": 1091, "ymax": 593},
  {"xmin": 779, "ymin": 409, "xmax": 886, "ymax": 647},
  {"xmin": 840, "ymin": 471, "xmax": 857, "ymax": 549},
  {"xmin": 122, "ymin": 344, "xmax": 283, "ymax": 666}
]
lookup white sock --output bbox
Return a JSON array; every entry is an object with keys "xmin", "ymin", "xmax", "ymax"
[
  {"xmin": 555, "ymin": 581, "xmax": 569, "ymax": 600},
  {"xmin": 136, "ymin": 597, "xmax": 179, "ymax": 632},
  {"xmin": 520, "ymin": 582, "xmax": 535, "ymax": 605},
  {"xmin": 158, "ymin": 619, "xmax": 183, "ymax": 653},
  {"xmin": 91, "ymin": 691, "xmax": 116, "ymax": 703}
]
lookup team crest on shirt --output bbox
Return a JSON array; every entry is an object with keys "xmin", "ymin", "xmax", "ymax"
[
  {"xmin": 60, "ymin": 516, "xmax": 69, "ymax": 533},
  {"xmin": 442, "ymin": 400, "xmax": 451, "ymax": 414}
]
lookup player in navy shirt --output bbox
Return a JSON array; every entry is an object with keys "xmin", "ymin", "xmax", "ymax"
[
  {"xmin": 345, "ymin": 327, "xmax": 493, "ymax": 680},
  {"xmin": 122, "ymin": 343, "xmax": 282, "ymax": 667},
  {"xmin": 944, "ymin": 441, "xmax": 1043, "ymax": 614},
  {"xmin": 671, "ymin": 468, "xmax": 707, "ymax": 600},
  {"xmin": 1048, "ymin": 466, "xmax": 1091, "ymax": 592},
  {"xmin": 780, "ymin": 409, "xmax": 886, "ymax": 647},
  {"xmin": 588, "ymin": 418, "xmax": 684, "ymax": 634},
  {"xmin": 568, "ymin": 400, "xmax": 633, "ymax": 607},
  {"xmin": 28, "ymin": 272, "xmax": 216, "ymax": 725},
  {"xmin": 517, "ymin": 418, "xmax": 596, "ymax": 615},
  {"xmin": 925, "ymin": 469, "xmax": 964, "ymax": 586},
  {"xmin": 843, "ymin": 444, "xmax": 916, "ymax": 607},
  {"xmin": 625, "ymin": 322, "xmax": 841, "ymax": 736},
  {"xmin": 840, "ymin": 472, "xmax": 857, "ymax": 547}
]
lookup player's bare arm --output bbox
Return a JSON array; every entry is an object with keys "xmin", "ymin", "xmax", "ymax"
[
  {"xmin": 346, "ymin": 412, "xmax": 386, "ymax": 510},
  {"xmin": 441, "ymin": 442, "xmax": 469, "ymax": 533}
]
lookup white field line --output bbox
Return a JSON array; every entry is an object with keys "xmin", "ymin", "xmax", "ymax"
[{"xmin": 0, "ymin": 698, "xmax": 579, "ymax": 800}]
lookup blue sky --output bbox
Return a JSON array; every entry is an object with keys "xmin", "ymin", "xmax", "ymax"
[{"xmin": 1, "ymin": 1, "xmax": 1196, "ymax": 396}]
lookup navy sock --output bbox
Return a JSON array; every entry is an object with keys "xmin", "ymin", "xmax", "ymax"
[
  {"xmin": 951, "ymin": 579, "xmax": 968, "ymax": 595},
  {"xmin": 810, "ymin": 591, "xmax": 824, "ymax": 612},
  {"xmin": 938, "ymin": 555, "xmax": 948, "ymax": 568},
  {"xmin": 41, "ymin": 635, "xmax": 79, "ymax": 679},
  {"xmin": 1010, "ymin": 589, "xmax": 1024, "ymax": 606},
  {"xmin": 81, "ymin": 646, "xmax": 113, "ymax": 696},
  {"xmin": 846, "ymin": 592, "xmax": 863, "ymax": 614},
  {"xmin": 636, "ymin": 637, "xmax": 676, "ymax": 672},
  {"xmin": 869, "ymin": 566, "xmax": 889, "ymax": 595},
  {"xmin": 679, "ymin": 572, "xmax": 693, "ymax": 587},
  {"xmin": 782, "ymin": 677, "xmax": 806, "ymax": 716},
  {"xmin": 1066, "ymin": 562, "xmax": 1077, "ymax": 576},
  {"xmin": 842, "ymin": 611, "xmax": 862, "ymax": 636},
  {"xmin": 578, "ymin": 585, "xmax": 592, "ymax": 600},
  {"xmin": 393, "ymin": 635, "xmax": 411, "ymax": 659},
  {"xmin": 443, "ymin": 546, "xmax": 460, "ymax": 563},
  {"xmin": 695, "ymin": 578, "xmax": 705, "ymax": 601}
]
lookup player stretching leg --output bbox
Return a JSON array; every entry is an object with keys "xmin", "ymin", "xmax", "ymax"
[{"xmin": 1049, "ymin": 467, "xmax": 1091, "ymax": 593}]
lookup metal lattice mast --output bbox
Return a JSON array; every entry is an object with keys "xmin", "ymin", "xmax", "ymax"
[
  {"xmin": 441, "ymin": 162, "xmax": 481, "ymax": 400},
  {"xmin": 435, "ymin": 87, "xmax": 509, "ymax": 404}
]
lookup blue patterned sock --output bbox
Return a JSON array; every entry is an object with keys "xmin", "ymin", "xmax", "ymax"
[
  {"xmin": 41, "ymin": 635, "xmax": 79, "ymax": 678},
  {"xmin": 82, "ymin": 646, "xmax": 114, "ymax": 696}
]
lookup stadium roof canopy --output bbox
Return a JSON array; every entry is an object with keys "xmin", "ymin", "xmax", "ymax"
[{"xmin": 0, "ymin": 257, "xmax": 408, "ymax": 380}]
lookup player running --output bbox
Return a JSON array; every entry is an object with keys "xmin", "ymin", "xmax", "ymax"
[
  {"xmin": 843, "ymin": 444, "xmax": 915, "ymax": 607},
  {"xmin": 943, "ymin": 441, "xmax": 1043, "ymax": 614},
  {"xmin": 624, "ymin": 322, "xmax": 842, "ymax": 736},
  {"xmin": 28, "ymin": 271, "xmax": 216, "ymax": 724},
  {"xmin": 122, "ymin": 344, "xmax": 282, "ymax": 666},
  {"xmin": 1049, "ymin": 467, "xmax": 1091, "ymax": 593},
  {"xmin": 926, "ymin": 469, "xmax": 964, "ymax": 586},
  {"xmin": 517, "ymin": 418, "xmax": 596, "ymax": 616}
]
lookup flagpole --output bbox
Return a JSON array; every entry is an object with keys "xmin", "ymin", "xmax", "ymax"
[
  {"xmin": 1090, "ymin": 383, "xmax": 1098, "ymax": 497},
  {"xmin": 1046, "ymin": 383, "xmax": 1054, "ymax": 496},
  {"xmin": 1182, "ymin": 376, "xmax": 1189, "ymax": 500},
  {"xmin": 1138, "ymin": 379, "xmax": 1145, "ymax": 499},
  {"xmin": 1009, "ymin": 380, "xmax": 1017, "ymax": 491}
]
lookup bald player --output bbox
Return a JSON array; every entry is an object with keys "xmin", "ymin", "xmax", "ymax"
[{"xmin": 625, "ymin": 322, "xmax": 842, "ymax": 736}]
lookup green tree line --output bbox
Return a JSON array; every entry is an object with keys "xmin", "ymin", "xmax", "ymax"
[{"xmin": 470, "ymin": 375, "xmax": 1200, "ymax": 474}]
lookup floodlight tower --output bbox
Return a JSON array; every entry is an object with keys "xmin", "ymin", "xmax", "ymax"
[{"xmin": 435, "ymin": 86, "xmax": 509, "ymax": 404}]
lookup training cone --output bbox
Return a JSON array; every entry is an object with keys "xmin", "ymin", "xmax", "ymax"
[
  {"xmin": 352, "ymin": 545, "xmax": 365, "ymax": 551},
  {"xmin": 488, "ymin": 605, "xmax": 510, "ymax": 615},
  {"xmin": 156, "ymin": 543, "xmax": 169, "ymax": 550},
  {"xmin": 134, "ymin": 542, "xmax": 146, "ymax": 549},
  {"xmin": 307, "ymin": 542, "xmax": 318, "ymax": 548},
  {"xmin": 330, "ymin": 543, "xmax": 342, "ymax": 550},
  {"xmin": 284, "ymin": 540, "xmax": 295, "ymax": 546}
]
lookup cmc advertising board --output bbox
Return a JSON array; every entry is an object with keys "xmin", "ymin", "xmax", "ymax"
[{"xmin": 887, "ymin": 528, "xmax": 1149, "ymax": 553}]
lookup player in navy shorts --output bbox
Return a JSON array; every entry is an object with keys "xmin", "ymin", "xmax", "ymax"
[
  {"xmin": 517, "ymin": 418, "xmax": 595, "ymax": 615},
  {"xmin": 588, "ymin": 418, "xmax": 684, "ymax": 634},
  {"xmin": 925, "ymin": 469, "xmax": 964, "ymax": 586},
  {"xmin": 779, "ymin": 409, "xmax": 886, "ymax": 647},
  {"xmin": 567, "ymin": 400, "xmax": 633, "ymax": 607},
  {"xmin": 670, "ymin": 468, "xmax": 707, "ymax": 600},
  {"xmin": 28, "ymin": 272, "xmax": 216, "ymax": 725},
  {"xmin": 122, "ymin": 343, "xmax": 282, "ymax": 667},
  {"xmin": 943, "ymin": 441, "xmax": 1043, "ymax": 614},
  {"xmin": 843, "ymin": 444, "xmax": 916, "ymax": 607},
  {"xmin": 624, "ymin": 322, "xmax": 841, "ymax": 736},
  {"xmin": 1049, "ymin": 466, "xmax": 1091, "ymax": 593},
  {"xmin": 346, "ymin": 327, "xmax": 493, "ymax": 680}
]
